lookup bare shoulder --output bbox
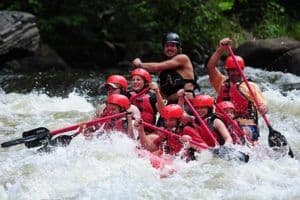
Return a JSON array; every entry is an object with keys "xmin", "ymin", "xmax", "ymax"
[
  {"xmin": 214, "ymin": 118, "xmax": 225, "ymax": 127},
  {"xmin": 173, "ymin": 54, "xmax": 192, "ymax": 69},
  {"xmin": 173, "ymin": 54, "xmax": 190, "ymax": 61}
]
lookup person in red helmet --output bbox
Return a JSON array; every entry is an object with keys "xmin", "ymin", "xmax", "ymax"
[
  {"xmin": 207, "ymin": 38, "xmax": 268, "ymax": 142},
  {"xmin": 105, "ymin": 75, "xmax": 128, "ymax": 96},
  {"xmin": 216, "ymin": 101, "xmax": 236, "ymax": 121},
  {"xmin": 132, "ymin": 32, "xmax": 198, "ymax": 103},
  {"xmin": 96, "ymin": 75, "xmax": 141, "ymax": 121},
  {"xmin": 127, "ymin": 68, "xmax": 165, "ymax": 126},
  {"xmin": 215, "ymin": 101, "xmax": 247, "ymax": 144},
  {"xmin": 190, "ymin": 95, "xmax": 233, "ymax": 146},
  {"xmin": 82, "ymin": 94, "xmax": 135, "ymax": 139},
  {"xmin": 134, "ymin": 104, "xmax": 208, "ymax": 160}
]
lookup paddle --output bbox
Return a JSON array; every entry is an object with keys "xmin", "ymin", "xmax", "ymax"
[
  {"xmin": 142, "ymin": 121, "xmax": 249, "ymax": 163},
  {"xmin": 183, "ymin": 96, "xmax": 218, "ymax": 146},
  {"xmin": 183, "ymin": 96, "xmax": 249, "ymax": 162},
  {"xmin": 215, "ymin": 103, "xmax": 254, "ymax": 146},
  {"xmin": 1, "ymin": 112, "xmax": 126, "ymax": 149},
  {"xmin": 142, "ymin": 121, "xmax": 209, "ymax": 150},
  {"xmin": 226, "ymin": 46, "xmax": 294, "ymax": 158}
]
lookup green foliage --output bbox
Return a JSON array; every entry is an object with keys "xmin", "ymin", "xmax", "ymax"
[
  {"xmin": 217, "ymin": 0, "xmax": 234, "ymax": 11},
  {"xmin": 1, "ymin": 0, "xmax": 299, "ymax": 56},
  {"xmin": 253, "ymin": 1, "xmax": 289, "ymax": 39},
  {"xmin": 290, "ymin": 22, "xmax": 300, "ymax": 40}
]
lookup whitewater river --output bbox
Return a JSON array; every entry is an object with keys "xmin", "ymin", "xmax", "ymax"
[{"xmin": 0, "ymin": 68, "xmax": 300, "ymax": 200}]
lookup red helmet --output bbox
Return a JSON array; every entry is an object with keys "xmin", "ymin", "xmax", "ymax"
[
  {"xmin": 106, "ymin": 75, "xmax": 128, "ymax": 91},
  {"xmin": 107, "ymin": 94, "xmax": 130, "ymax": 110},
  {"xmin": 192, "ymin": 95, "xmax": 214, "ymax": 108},
  {"xmin": 161, "ymin": 104, "xmax": 183, "ymax": 119},
  {"xmin": 217, "ymin": 101, "xmax": 236, "ymax": 112},
  {"xmin": 131, "ymin": 68, "xmax": 151, "ymax": 83},
  {"xmin": 225, "ymin": 56, "xmax": 245, "ymax": 69}
]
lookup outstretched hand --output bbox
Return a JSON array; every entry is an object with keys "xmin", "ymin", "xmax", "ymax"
[{"xmin": 132, "ymin": 58, "xmax": 142, "ymax": 68}]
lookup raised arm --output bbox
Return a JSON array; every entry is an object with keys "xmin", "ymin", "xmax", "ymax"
[
  {"xmin": 149, "ymin": 82, "xmax": 165, "ymax": 114},
  {"xmin": 207, "ymin": 38, "xmax": 230, "ymax": 90}
]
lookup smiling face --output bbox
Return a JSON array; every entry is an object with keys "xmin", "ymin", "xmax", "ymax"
[
  {"xmin": 227, "ymin": 69, "xmax": 241, "ymax": 83},
  {"xmin": 163, "ymin": 42, "xmax": 178, "ymax": 58},
  {"xmin": 223, "ymin": 107, "xmax": 235, "ymax": 119},
  {"xmin": 195, "ymin": 106, "xmax": 209, "ymax": 118},
  {"xmin": 106, "ymin": 103, "xmax": 121, "ymax": 115},
  {"xmin": 164, "ymin": 118, "xmax": 178, "ymax": 130},
  {"xmin": 131, "ymin": 75, "xmax": 146, "ymax": 92}
]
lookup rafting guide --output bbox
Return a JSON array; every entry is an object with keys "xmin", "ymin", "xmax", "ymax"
[{"xmin": 132, "ymin": 32, "xmax": 198, "ymax": 104}]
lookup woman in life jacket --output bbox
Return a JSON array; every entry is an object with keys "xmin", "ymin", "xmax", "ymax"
[
  {"xmin": 96, "ymin": 74, "xmax": 141, "ymax": 120},
  {"xmin": 82, "ymin": 94, "xmax": 135, "ymax": 139},
  {"xmin": 127, "ymin": 68, "xmax": 165, "ymax": 126},
  {"xmin": 191, "ymin": 95, "xmax": 233, "ymax": 147},
  {"xmin": 134, "ymin": 104, "xmax": 208, "ymax": 159},
  {"xmin": 207, "ymin": 38, "xmax": 268, "ymax": 142},
  {"xmin": 216, "ymin": 101, "xmax": 248, "ymax": 144}
]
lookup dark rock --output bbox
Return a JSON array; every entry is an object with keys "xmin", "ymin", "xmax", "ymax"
[
  {"xmin": 0, "ymin": 11, "xmax": 40, "ymax": 63},
  {"xmin": 2, "ymin": 44, "xmax": 69, "ymax": 72},
  {"xmin": 235, "ymin": 38, "xmax": 300, "ymax": 75}
]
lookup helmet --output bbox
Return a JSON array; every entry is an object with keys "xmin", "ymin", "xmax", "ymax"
[
  {"xmin": 225, "ymin": 56, "xmax": 245, "ymax": 69},
  {"xmin": 162, "ymin": 32, "xmax": 181, "ymax": 46},
  {"xmin": 161, "ymin": 104, "xmax": 183, "ymax": 119},
  {"xmin": 131, "ymin": 68, "xmax": 151, "ymax": 83},
  {"xmin": 106, "ymin": 75, "xmax": 128, "ymax": 91},
  {"xmin": 217, "ymin": 101, "xmax": 235, "ymax": 111},
  {"xmin": 107, "ymin": 94, "xmax": 130, "ymax": 110},
  {"xmin": 192, "ymin": 95, "xmax": 214, "ymax": 108}
]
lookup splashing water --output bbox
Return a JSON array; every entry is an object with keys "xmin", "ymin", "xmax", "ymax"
[{"xmin": 0, "ymin": 68, "xmax": 300, "ymax": 200}]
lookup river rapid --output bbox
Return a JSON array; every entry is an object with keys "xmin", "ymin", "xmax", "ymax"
[{"xmin": 0, "ymin": 67, "xmax": 300, "ymax": 200}]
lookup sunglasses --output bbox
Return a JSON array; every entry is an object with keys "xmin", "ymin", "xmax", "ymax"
[{"xmin": 106, "ymin": 86, "xmax": 120, "ymax": 91}]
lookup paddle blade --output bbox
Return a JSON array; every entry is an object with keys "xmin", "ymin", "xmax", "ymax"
[
  {"xmin": 23, "ymin": 127, "xmax": 50, "ymax": 148},
  {"xmin": 37, "ymin": 133, "xmax": 79, "ymax": 153},
  {"xmin": 1, "ymin": 127, "xmax": 50, "ymax": 148},
  {"xmin": 212, "ymin": 146, "xmax": 249, "ymax": 163},
  {"xmin": 268, "ymin": 127, "xmax": 294, "ymax": 158}
]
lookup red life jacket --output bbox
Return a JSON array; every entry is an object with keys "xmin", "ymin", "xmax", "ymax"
[
  {"xmin": 154, "ymin": 126, "xmax": 207, "ymax": 155},
  {"xmin": 215, "ymin": 113, "xmax": 245, "ymax": 144},
  {"xmin": 195, "ymin": 114, "xmax": 224, "ymax": 146},
  {"xmin": 153, "ymin": 130, "xmax": 182, "ymax": 155},
  {"xmin": 130, "ymin": 91, "xmax": 156, "ymax": 124},
  {"xmin": 99, "ymin": 107, "xmax": 127, "ymax": 133},
  {"xmin": 102, "ymin": 118, "xmax": 127, "ymax": 133},
  {"xmin": 216, "ymin": 79, "xmax": 257, "ymax": 121},
  {"xmin": 183, "ymin": 126, "xmax": 206, "ymax": 145},
  {"xmin": 100, "ymin": 106, "xmax": 111, "ymax": 118},
  {"xmin": 216, "ymin": 79, "xmax": 231, "ymax": 103}
]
